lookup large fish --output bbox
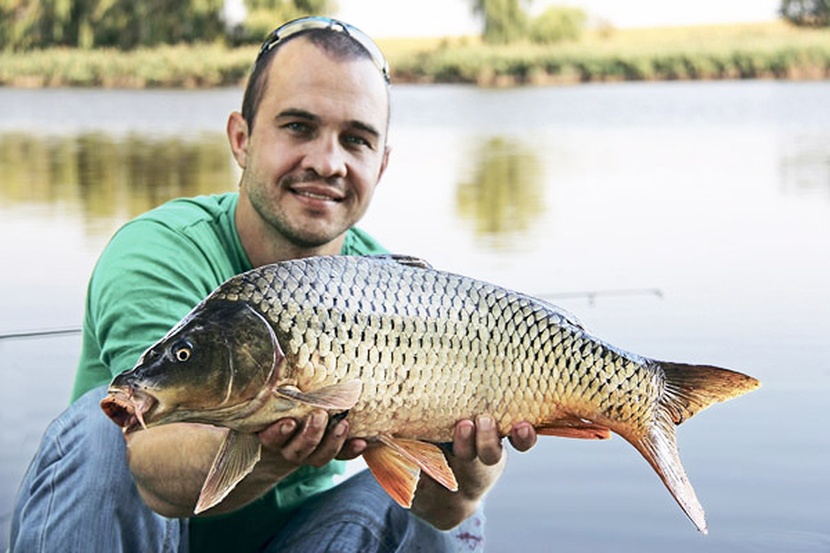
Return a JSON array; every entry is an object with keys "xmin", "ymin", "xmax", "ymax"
[{"xmin": 101, "ymin": 255, "xmax": 759, "ymax": 533}]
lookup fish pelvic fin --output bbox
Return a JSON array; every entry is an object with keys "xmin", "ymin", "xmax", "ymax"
[
  {"xmin": 195, "ymin": 430, "xmax": 262, "ymax": 514},
  {"xmin": 363, "ymin": 435, "xmax": 458, "ymax": 508},
  {"xmin": 274, "ymin": 379, "xmax": 362, "ymax": 411},
  {"xmin": 658, "ymin": 362, "xmax": 761, "ymax": 424},
  {"xmin": 630, "ymin": 362, "xmax": 760, "ymax": 534}
]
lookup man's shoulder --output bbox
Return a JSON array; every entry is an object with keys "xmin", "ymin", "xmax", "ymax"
[
  {"xmin": 135, "ymin": 193, "xmax": 238, "ymax": 230},
  {"xmin": 343, "ymin": 227, "xmax": 388, "ymax": 256}
]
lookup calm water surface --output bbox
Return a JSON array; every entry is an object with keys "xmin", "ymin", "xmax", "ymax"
[{"xmin": 1, "ymin": 81, "xmax": 829, "ymax": 551}]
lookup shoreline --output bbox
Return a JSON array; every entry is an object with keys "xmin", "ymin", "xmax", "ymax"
[{"xmin": 1, "ymin": 21, "xmax": 828, "ymax": 89}]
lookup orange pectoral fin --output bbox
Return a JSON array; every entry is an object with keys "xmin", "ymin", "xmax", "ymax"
[
  {"xmin": 362, "ymin": 435, "xmax": 458, "ymax": 508},
  {"xmin": 536, "ymin": 417, "xmax": 612, "ymax": 440},
  {"xmin": 195, "ymin": 430, "xmax": 262, "ymax": 514}
]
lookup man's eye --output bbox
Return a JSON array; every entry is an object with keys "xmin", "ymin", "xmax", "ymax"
[
  {"xmin": 343, "ymin": 134, "xmax": 372, "ymax": 149},
  {"xmin": 284, "ymin": 122, "xmax": 312, "ymax": 134}
]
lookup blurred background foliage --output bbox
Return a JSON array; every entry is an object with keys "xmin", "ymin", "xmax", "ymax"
[{"xmin": 0, "ymin": 1, "xmax": 827, "ymax": 86}]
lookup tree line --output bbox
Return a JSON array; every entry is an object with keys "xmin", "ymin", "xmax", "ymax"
[
  {"xmin": 0, "ymin": 0, "xmax": 331, "ymax": 50},
  {"xmin": 1, "ymin": 0, "xmax": 827, "ymax": 51}
]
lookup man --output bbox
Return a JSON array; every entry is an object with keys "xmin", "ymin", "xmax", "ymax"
[{"xmin": 11, "ymin": 17, "xmax": 536, "ymax": 552}]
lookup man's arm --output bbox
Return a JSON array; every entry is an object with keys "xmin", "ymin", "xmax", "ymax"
[
  {"xmin": 409, "ymin": 418, "xmax": 537, "ymax": 530},
  {"xmin": 126, "ymin": 409, "xmax": 361, "ymax": 517}
]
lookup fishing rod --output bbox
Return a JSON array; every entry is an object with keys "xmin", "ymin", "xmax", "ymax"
[
  {"xmin": 0, "ymin": 327, "xmax": 82, "ymax": 341},
  {"xmin": 538, "ymin": 288, "xmax": 664, "ymax": 306}
]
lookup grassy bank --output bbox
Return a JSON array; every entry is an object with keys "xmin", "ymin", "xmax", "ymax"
[{"xmin": 1, "ymin": 21, "xmax": 828, "ymax": 88}]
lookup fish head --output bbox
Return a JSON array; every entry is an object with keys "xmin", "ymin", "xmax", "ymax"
[{"xmin": 100, "ymin": 299, "xmax": 282, "ymax": 432}]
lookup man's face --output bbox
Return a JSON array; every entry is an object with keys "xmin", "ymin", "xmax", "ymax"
[{"xmin": 232, "ymin": 36, "xmax": 390, "ymax": 254}]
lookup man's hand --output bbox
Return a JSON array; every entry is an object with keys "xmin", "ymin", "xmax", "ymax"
[
  {"xmin": 257, "ymin": 409, "xmax": 367, "ymax": 471},
  {"xmin": 411, "ymin": 416, "xmax": 538, "ymax": 530}
]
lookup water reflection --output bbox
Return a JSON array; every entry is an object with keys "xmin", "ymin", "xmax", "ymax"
[
  {"xmin": 779, "ymin": 134, "xmax": 830, "ymax": 199},
  {"xmin": 0, "ymin": 132, "xmax": 236, "ymax": 234},
  {"xmin": 455, "ymin": 137, "xmax": 545, "ymax": 250}
]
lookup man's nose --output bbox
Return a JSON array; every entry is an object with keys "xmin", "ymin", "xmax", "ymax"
[{"xmin": 302, "ymin": 134, "xmax": 347, "ymax": 178}]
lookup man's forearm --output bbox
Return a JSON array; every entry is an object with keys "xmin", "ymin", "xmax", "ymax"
[
  {"xmin": 124, "ymin": 423, "xmax": 294, "ymax": 518},
  {"xmin": 410, "ymin": 453, "xmax": 506, "ymax": 530}
]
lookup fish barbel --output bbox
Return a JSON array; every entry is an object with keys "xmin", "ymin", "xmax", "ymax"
[{"xmin": 100, "ymin": 255, "xmax": 760, "ymax": 532}]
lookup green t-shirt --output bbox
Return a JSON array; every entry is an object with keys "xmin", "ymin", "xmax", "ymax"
[{"xmin": 71, "ymin": 192, "xmax": 387, "ymax": 552}]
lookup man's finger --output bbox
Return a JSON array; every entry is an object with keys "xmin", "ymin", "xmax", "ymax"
[
  {"xmin": 281, "ymin": 410, "xmax": 327, "ymax": 463},
  {"xmin": 474, "ymin": 415, "xmax": 502, "ymax": 466},
  {"xmin": 452, "ymin": 419, "xmax": 477, "ymax": 461}
]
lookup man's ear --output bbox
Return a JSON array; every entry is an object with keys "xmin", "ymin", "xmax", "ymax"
[
  {"xmin": 227, "ymin": 111, "xmax": 249, "ymax": 169},
  {"xmin": 377, "ymin": 144, "xmax": 392, "ymax": 184}
]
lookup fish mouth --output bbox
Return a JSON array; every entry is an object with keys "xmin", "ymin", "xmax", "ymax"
[{"xmin": 100, "ymin": 387, "xmax": 157, "ymax": 434}]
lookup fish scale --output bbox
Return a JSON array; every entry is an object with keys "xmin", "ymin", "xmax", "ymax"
[
  {"xmin": 102, "ymin": 254, "xmax": 760, "ymax": 530},
  {"xmin": 214, "ymin": 256, "xmax": 655, "ymax": 440}
]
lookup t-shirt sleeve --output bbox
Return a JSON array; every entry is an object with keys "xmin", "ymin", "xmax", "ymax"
[
  {"xmin": 73, "ymin": 218, "xmax": 225, "ymax": 398},
  {"xmin": 342, "ymin": 227, "xmax": 389, "ymax": 256}
]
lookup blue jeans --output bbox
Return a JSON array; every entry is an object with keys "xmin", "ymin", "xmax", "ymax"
[{"xmin": 10, "ymin": 386, "xmax": 486, "ymax": 552}]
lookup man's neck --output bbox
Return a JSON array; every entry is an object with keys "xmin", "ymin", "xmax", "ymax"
[{"xmin": 235, "ymin": 196, "xmax": 345, "ymax": 267}]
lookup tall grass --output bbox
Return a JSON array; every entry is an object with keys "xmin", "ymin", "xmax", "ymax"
[
  {"xmin": 0, "ymin": 22, "xmax": 828, "ymax": 88},
  {"xmin": 385, "ymin": 21, "xmax": 830, "ymax": 85},
  {"xmin": 0, "ymin": 43, "xmax": 255, "ymax": 87}
]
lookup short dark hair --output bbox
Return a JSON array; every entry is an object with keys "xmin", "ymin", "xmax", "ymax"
[{"xmin": 241, "ymin": 29, "xmax": 380, "ymax": 133}]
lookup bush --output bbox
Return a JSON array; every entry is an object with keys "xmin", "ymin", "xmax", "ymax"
[{"xmin": 530, "ymin": 6, "xmax": 586, "ymax": 44}]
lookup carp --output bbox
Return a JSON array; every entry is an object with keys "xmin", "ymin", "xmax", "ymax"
[{"xmin": 100, "ymin": 255, "xmax": 760, "ymax": 533}]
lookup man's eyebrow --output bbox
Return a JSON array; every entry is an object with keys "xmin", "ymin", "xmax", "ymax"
[
  {"xmin": 276, "ymin": 108, "xmax": 381, "ymax": 140},
  {"xmin": 348, "ymin": 120, "xmax": 381, "ymax": 140},
  {"xmin": 276, "ymin": 108, "xmax": 318, "ymax": 122}
]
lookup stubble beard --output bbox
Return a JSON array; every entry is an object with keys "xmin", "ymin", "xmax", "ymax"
[{"xmin": 245, "ymin": 173, "xmax": 349, "ymax": 250}]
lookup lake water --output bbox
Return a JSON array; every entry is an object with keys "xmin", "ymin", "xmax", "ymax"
[{"xmin": 1, "ymin": 81, "xmax": 829, "ymax": 551}]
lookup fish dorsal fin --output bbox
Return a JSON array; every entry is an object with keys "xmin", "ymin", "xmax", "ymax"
[
  {"xmin": 363, "ymin": 435, "xmax": 458, "ymax": 508},
  {"xmin": 365, "ymin": 254, "xmax": 433, "ymax": 270},
  {"xmin": 195, "ymin": 430, "xmax": 262, "ymax": 514},
  {"xmin": 536, "ymin": 416, "xmax": 612, "ymax": 440},
  {"xmin": 274, "ymin": 379, "xmax": 362, "ymax": 410}
]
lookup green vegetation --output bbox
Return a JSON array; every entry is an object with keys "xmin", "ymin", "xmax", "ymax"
[
  {"xmin": 0, "ymin": 21, "xmax": 828, "ymax": 88},
  {"xmin": 781, "ymin": 0, "xmax": 830, "ymax": 27},
  {"xmin": 388, "ymin": 21, "xmax": 830, "ymax": 86},
  {"xmin": 0, "ymin": 0, "xmax": 332, "ymax": 50}
]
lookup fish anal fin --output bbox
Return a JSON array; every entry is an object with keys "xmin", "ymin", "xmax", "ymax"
[
  {"xmin": 275, "ymin": 379, "xmax": 362, "ymax": 410},
  {"xmin": 363, "ymin": 435, "xmax": 458, "ymax": 508},
  {"xmin": 195, "ymin": 430, "xmax": 262, "ymax": 514},
  {"xmin": 536, "ymin": 417, "xmax": 612, "ymax": 440},
  {"xmin": 363, "ymin": 442, "xmax": 421, "ymax": 508}
]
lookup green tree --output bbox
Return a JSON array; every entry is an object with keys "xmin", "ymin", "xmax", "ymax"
[
  {"xmin": 529, "ymin": 5, "xmax": 586, "ymax": 44},
  {"xmin": 0, "ymin": 0, "xmax": 332, "ymax": 50},
  {"xmin": 471, "ymin": 0, "xmax": 530, "ymax": 44},
  {"xmin": 781, "ymin": 0, "xmax": 830, "ymax": 26},
  {"xmin": 234, "ymin": 0, "xmax": 333, "ymax": 44}
]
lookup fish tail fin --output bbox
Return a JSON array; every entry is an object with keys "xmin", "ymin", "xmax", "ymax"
[
  {"xmin": 659, "ymin": 362, "xmax": 761, "ymax": 424},
  {"xmin": 631, "ymin": 362, "xmax": 761, "ymax": 534}
]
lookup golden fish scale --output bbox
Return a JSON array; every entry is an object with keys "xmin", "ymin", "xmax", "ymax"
[{"xmin": 215, "ymin": 257, "xmax": 662, "ymax": 441}]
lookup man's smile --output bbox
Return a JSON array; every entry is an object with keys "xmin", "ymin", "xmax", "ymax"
[{"xmin": 289, "ymin": 183, "xmax": 345, "ymax": 203}]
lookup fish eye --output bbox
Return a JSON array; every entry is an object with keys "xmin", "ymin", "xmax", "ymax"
[{"xmin": 172, "ymin": 341, "xmax": 193, "ymax": 363}]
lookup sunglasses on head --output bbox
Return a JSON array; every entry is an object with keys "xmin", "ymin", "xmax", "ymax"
[{"xmin": 257, "ymin": 16, "xmax": 390, "ymax": 84}]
